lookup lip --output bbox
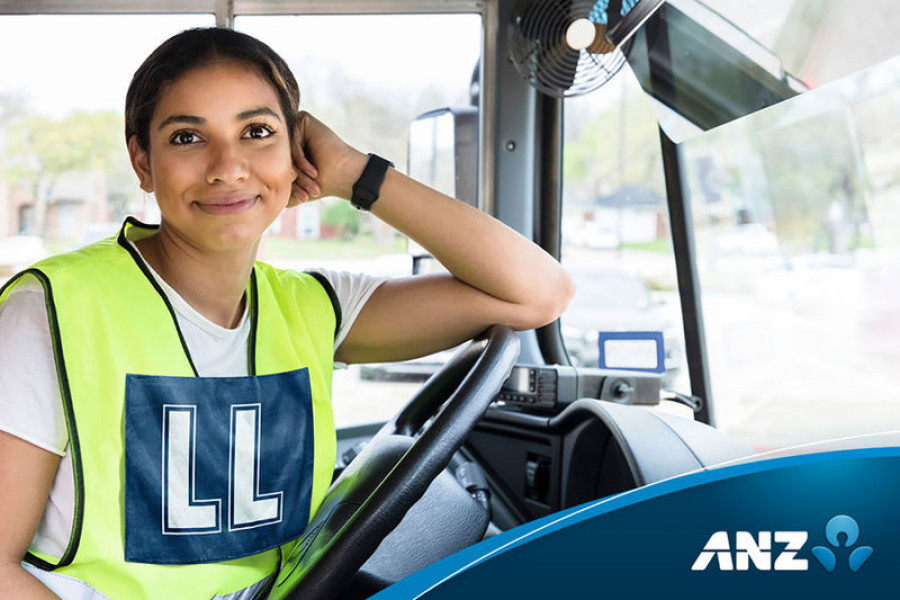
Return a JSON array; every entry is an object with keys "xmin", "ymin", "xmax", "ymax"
[{"xmin": 194, "ymin": 194, "xmax": 260, "ymax": 216}]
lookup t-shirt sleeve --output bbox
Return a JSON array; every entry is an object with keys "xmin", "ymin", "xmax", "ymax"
[
  {"xmin": 0, "ymin": 278, "xmax": 68, "ymax": 456},
  {"xmin": 307, "ymin": 269, "xmax": 388, "ymax": 354}
]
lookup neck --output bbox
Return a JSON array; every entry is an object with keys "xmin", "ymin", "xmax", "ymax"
[{"xmin": 135, "ymin": 225, "xmax": 257, "ymax": 329}]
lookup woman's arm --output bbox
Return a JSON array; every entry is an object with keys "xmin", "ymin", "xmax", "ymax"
[
  {"xmin": 291, "ymin": 113, "xmax": 575, "ymax": 364},
  {"xmin": 0, "ymin": 431, "xmax": 62, "ymax": 599}
]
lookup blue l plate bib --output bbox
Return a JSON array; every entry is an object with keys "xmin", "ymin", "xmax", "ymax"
[{"xmin": 124, "ymin": 369, "xmax": 314, "ymax": 564}]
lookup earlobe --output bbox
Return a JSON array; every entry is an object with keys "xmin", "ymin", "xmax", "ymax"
[{"xmin": 127, "ymin": 136, "xmax": 154, "ymax": 193}]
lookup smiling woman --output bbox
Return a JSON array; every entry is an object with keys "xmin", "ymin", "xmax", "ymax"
[
  {"xmin": 0, "ymin": 26, "xmax": 573, "ymax": 600},
  {"xmin": 129, "ymin": 61, "xmax": 299, "ymax": 326},
  {"xmin": 140, "ymin": 65, "xmax": 294, "ymax": 230}
]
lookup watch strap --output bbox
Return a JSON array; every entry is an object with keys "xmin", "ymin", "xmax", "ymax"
[{"xmin": 351, "ymin": 153, "xmax": 394, "ymax": 211}]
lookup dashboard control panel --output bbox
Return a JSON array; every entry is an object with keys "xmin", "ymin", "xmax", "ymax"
[{"xmin": 494, "ymin": 365, "xmax": 662, "ymax": 412}]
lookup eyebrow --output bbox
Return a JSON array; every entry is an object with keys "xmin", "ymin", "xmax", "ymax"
[
  {"xmin": 157, "ymin": 107, "xmax": 282, "ymax": 130},
  {"xmin": 158, "ymin": 114, "xmax": 204, "ymax": 129},
  {"xmin": 237, "ymin": 107, "xmax": 282, "ymax": 122}
]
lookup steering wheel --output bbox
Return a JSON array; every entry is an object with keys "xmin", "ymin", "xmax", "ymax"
[{"xmin": 272, "ymin": 325, "xmax": 520, "ymax": 600}]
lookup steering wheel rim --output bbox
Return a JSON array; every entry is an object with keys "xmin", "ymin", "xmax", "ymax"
[{"xmin": 273, "ymin": 325, "xmax": 519, "ymax": 599}]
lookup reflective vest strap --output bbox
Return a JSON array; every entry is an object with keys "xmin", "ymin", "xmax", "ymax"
[
  {"xmin": 24, "ymin": 562, "xmax": 273, "ymax": 600},
  {"xmin": 212, "ymin": 574, "xmax": 274, "ymax": 600},
  {"xmin": 23, "ymin": 562, "xmax": 113, "ymax": 600}
]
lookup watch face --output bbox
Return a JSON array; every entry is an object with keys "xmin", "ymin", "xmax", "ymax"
[{"xmin": 352, "ymin": 154, "xmax": 392, "ymax": 210}]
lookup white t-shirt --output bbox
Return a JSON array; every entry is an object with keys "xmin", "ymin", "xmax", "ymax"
[{"xmin": 0, "ymin": 242, "xmax": 386, "ymax": 560}]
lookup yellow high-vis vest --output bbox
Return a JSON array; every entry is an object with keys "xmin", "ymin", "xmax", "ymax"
[{"xmin": 1, "ymin": 218, "xmax": 338, "ymax": 599}]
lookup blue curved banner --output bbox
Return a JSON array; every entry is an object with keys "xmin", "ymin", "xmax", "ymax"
[{"xmin": 376, "ymin": 447, "xmax": 900, "ymax": 599}]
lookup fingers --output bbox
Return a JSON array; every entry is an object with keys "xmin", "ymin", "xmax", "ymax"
[
  {"xmin": 294, "ymin": 166, "xmax": 320, "ymax": 197},
  {"xmin": 292, "ymin": 112, "xmax": 319, "ymax": 180},
  {"xmin": 294, "ymin": 150, "xmax": 318, "ymax": 180},
  {"xmin": 289, "ymin": 113, "xmax": 321, "ymax": 208},
  {"xmin": 288, "ymin": 188, "xmax": 308, "ymax": 208},
  {"xmin": 288, "ymin": 167, "xmax": 320, "ymax": 208}
]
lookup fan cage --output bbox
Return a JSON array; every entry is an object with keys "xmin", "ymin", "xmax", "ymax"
[{"xmin": 509, "ymin": 0, "xmax": 637, "ymax": 98}]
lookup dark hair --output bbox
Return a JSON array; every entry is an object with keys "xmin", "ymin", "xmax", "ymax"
[{"xmin": 125, "ymin": 27, "xmax": 300, "ymax": 151}]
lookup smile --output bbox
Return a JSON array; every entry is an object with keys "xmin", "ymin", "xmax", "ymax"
[{"xmin": 195, "ymin": 195, "xmax": 260, "ymax": 215}]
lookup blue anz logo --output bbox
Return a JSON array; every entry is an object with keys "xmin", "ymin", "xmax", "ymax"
[
  {"xmin": 810, "ymin": 515, "xmax": 873, "ymax": 573},
  {"xmin": 692, "ymin": 515, "xmax": 873, "ymax": 573}
]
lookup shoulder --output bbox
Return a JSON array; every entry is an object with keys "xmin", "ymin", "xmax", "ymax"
[
  {"xmin": 252, "ymin": 262, "xmax": 341, "ymax": 321},
  {"xmin": 0, "ymin": 276, "xmax": 54, "ymax": 383},
  {"xmin": 0, "ymin": 274, "xmax": 48, "ymax": 317},
  {"xmin": 306, "ymin": 269, "xmax": 388, "ymax": 299},
  {"xmin": 305, "ymin": 269, "xmax": 389, "ymax": 349},
  {"xmin": 253, "ymin": 261, "xmax": 328, "ymax": 294},
  {"xmin": 305, "ymin": 269, "xmax": 388, "ymax": 318},
  {"xmin": 27, "ymin": 236, "xmax": 130, "ymax": 282}
]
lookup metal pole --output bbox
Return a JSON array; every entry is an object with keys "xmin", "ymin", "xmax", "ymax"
[
  {"xmin": 659, "ymin": 128, "xmax": 714, "ymax": 425},
  {"xmin": 480, "ymin": 0, "xmax": 499, "ymax": 216},
  {"xmin": 215, "ymin": 0, "xmax": 234, "ymax": 28},
  {"xmin": 534, "ymin": 93, "xmax": 572, "ymax": 366}
]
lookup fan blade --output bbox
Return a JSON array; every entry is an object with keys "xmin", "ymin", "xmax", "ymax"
[
  {"xmin": 509, "ymin": 0, "xmax": 631, "ymax": 97},
  {"xmin": 587, "ymin": 22, "xmax": 616, "ymax": 54}
]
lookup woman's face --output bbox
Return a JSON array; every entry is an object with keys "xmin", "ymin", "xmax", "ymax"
[{"xmin": 129, "ymin": 60, "xmax": 295, "ymax": 253}]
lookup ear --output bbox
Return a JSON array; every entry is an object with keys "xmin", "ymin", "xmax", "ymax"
[{"xmin": 127, "ymin": 135, "xmax": 154, "ymax": 193}]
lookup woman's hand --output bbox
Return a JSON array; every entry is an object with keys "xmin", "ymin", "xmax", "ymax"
[{"xmin": 288, "ymin": 112, "xmax": 367, "ymax": 207}]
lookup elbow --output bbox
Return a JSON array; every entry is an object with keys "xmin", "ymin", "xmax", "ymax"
[
  {"xmin": 544, "ymin": 269, "xmax": 577, "ymax": 324},
  {"xmin": 515, "ymin": 269, "xmax": 576, "ymax": 330}
]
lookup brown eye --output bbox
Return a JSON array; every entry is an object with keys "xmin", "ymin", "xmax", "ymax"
[
  {"xmin": 244, "ymin": 124, "xmax": 275, "ymax": 139},
  {"xmin": 170, "ymin": 131, "xmax": 200, "ymax": 145}
]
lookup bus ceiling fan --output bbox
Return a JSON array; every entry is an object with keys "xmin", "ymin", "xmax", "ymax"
[{"xmin": 510, "ymin": 0, "xmax": 665, "ymax": 97}]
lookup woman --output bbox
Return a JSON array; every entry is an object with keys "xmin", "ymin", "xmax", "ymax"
[{"xmin": 0, "ymin": 28, "xmax": 573, "ymax": 599}]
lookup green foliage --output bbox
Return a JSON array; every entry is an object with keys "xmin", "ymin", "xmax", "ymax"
[
  {"xmin": 622, "ymin": 237, "xmax": 671, "ymax": 254},
  {"xmin": 320, "ymin": 200, "xmax": 361, "ymax": 237},
  {"xmin": 755, "ymin": 111, "xmax": 865, "ymax": 254},
  {"xmin": 562, "ymin": 91, "xmax": 665, "ymax": 203},
  {"xmin": 0, "ymin": 108, "xmax": 131, "ymax": 191}
]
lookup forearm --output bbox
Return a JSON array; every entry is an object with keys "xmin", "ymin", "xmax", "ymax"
[
  {"xmin": 369, "ymin": 166, "xmax": 574, "ymax": 326},
  {"xmin": 0, "ymin": 432, "xmax": 63, "ymax": 600},
  {"xmin": 297, "ymin": 113, "xmax": 574, "ymax": 338},
  {"xmin": 0, "ymin": 563, "xmax": 61, "ymax": 599}
]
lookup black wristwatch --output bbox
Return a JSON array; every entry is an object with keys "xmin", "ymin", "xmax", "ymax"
[{"xmin": 350, "ymin": 153, "xmax": 394, "ymax": 211}]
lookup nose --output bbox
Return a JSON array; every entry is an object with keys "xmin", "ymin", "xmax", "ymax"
[{"xmin": 206, "ymin": 140, "xmax": 249, "ymax": 185}]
